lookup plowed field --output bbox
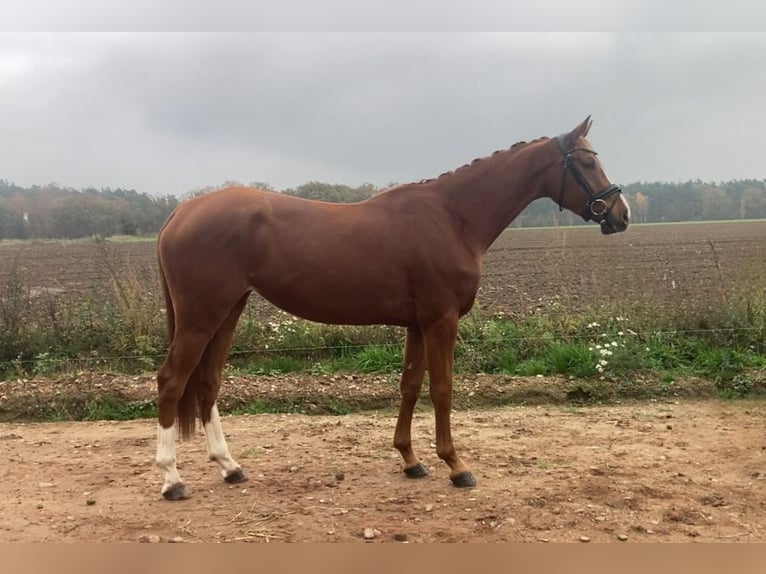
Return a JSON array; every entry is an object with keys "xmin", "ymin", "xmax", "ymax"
[{"xmin": 1, "ymin": 221, "xmax": 764, "ymax": 318}]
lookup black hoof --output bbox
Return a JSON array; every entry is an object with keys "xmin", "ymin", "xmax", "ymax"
[
  {"xmin": 224, "ymin": 469, "xmax": 248, "ymax": 484},
  {"xmin": 403, "ymin": 463, "xmax": 429, "ymax": 479},
  {"xmin": 450, "ymin": 471, "xmax": 476, "ymax": 488},
  {"xmin": 162, "ymin": 483, "xmax": 188, "ymax": 501}
]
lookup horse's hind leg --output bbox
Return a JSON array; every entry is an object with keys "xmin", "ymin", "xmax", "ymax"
[
  {"xmin": 156, "ymin": 329, "xmax": 213, "ymax": 500},
  {"xmin": 203, "ymin": 404, "xmax": 246, "ymax": 483},
  {"xmin": 193, "ymin": 293, "xmax": 250, "ymax": 484},
  {"xmin": 393, "ymin": 326, "xmax": 429, "ymax": 478}
]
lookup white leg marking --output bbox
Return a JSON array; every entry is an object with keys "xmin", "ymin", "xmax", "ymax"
[
  {"xmin": 156, "ymin": 423, "xmax": 182, "ymax": 494},
  {"xmin": 204, "ymin": 404, "xmax": 242, "ymax": 478}
]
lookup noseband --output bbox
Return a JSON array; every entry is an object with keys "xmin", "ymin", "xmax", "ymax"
[{"xmin": 555, "ymin": 135, "xmax": 622, "ymax": 219}]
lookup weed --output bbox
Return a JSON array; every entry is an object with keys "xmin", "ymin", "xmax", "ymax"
[{"xmin": 340, "ymin": 345, "xmax": 402, "ymax": 374}]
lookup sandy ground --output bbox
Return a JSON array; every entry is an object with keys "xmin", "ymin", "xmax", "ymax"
[{"xmin": 1, "ymin": 399, "xmax": 765, "ymax": 543}]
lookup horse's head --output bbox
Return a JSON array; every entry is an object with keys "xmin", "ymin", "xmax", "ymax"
[{"xmin": 554, "ymin": 116, "xmax": 630, "ymax": 235}]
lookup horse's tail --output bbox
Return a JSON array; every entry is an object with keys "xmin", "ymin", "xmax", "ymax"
[
  {"xmin": 158, "ymin": 255, "xmax": 176, "ymax": 347},
  {"xmin": 157, "ymin": 223, "xmax": 198, "ymax": 440}
]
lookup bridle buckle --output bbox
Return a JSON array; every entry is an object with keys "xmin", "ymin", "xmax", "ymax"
[{"xmin": 589, "ymin": 198, "xmax": 608, "ymax": 216}]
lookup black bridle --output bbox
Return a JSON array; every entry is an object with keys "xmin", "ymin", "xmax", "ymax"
[{"xmin": 555, "ymin": 135, "xmax": 622, "ymax": 220}]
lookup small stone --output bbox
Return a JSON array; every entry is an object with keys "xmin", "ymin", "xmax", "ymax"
[
  {"xmin": 617, "ymin": 534, "xmax": 628, "ymax": 541},
  {"xmin": 138, "ymin": 534, "xmax": 162, "ymax": 543},
  {"xmin": 86, "ymin": 499, "xmax": 96, "ymax": 506},
  {"xmin": 363, "ymin": 527, "xmax": 376, "ymax": 540},
  {"xmin": 168, "ymin": 536, "xmax": 184, "ymax": 543},
  {"xmin": 424, "ymin": 504, "xmax": 434, "ymax": 512},
  {"xmin": 38, "ymin": 482, "xmax": 54, "ymax": 488},
  {"xmin": 335, "ymin": 472, "xmax": 345, "ymax": 482},
  {"xmin": 579, "ymin": 535, "xmax": 591, "ymax": 543},
  {"xmin": 393, "ymin": 533, "xmax": 408, "ymax": 542}
]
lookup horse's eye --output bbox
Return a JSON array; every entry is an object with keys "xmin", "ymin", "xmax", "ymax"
[{"xmin": 583, "ymin": 158, "xmax": 596, "ymax": 170}]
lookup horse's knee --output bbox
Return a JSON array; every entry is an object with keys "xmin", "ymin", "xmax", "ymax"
[{"xmin": 399, "ymin": 385, "xmax": 420, "ymax": 403}]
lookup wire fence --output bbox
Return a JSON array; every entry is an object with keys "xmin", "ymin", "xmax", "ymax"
[{"xmin": 0, "ymin": 324, "xmax": 761, "ymax": 373}]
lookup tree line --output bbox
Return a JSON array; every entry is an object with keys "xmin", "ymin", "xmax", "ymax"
[
  {"xmin": 0, "ymin": 181, "xmax": 179, "ymax": 240},
  {"xmin": 1, "ymin": 178, "xmax": 764, "ymax": 240}
]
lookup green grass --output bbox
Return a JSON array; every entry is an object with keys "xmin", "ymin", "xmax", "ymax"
[
  {"xmin": 336, "ymin": 345, "xmax": 403, "ymax": 374},
  {"xmin": 36, "ymin": 399, "xmax": 158, "ymax": 422}
]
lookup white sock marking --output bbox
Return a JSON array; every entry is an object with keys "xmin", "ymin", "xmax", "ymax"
[
  {"xmin": 156, "ymin": 423, "xmax": 182, "ymax": 494},
  {"xmin": 204, "ymin": 404, "xmax": 241, "ymax": 477}
]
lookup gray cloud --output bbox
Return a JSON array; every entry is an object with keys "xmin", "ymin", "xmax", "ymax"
[{"xmin": 1, "ymin": 32, "xmax": 765, "ymax": 195}]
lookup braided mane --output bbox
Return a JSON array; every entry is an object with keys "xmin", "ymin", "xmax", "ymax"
[{"xmin": 415, "ymin": 137, "xmax": 550, "ymax": 185}]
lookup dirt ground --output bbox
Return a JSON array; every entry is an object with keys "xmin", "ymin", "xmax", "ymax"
[{"xmin": 2, "ymin": 399, "xmax": 765, "ymax": 543}]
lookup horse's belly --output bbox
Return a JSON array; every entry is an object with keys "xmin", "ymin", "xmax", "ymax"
[{"xmin": 252, "ymin": 280, "xmax": 413, "ymax": 327}]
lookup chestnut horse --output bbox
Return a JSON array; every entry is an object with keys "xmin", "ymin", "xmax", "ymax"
[{"xmin": 155, "ymin": 116, "xmax": 630, "ymax": 500}]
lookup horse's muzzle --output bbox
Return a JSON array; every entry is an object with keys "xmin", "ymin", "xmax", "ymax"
[{"xmin": 599, "ymin": 209, "xmax": 630, "ymax": 235}]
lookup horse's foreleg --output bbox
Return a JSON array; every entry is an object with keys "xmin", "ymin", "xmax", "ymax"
[
  {"xmin": 393, "ymin": 326, "xmax": 428, "ymax": 478},
  {"xmin": 203, "ymin": 404, "xmax": 246, "ymax": 483},
  {"xmin": 423, "ymin": 315, "xmax": 476, "ymax": 487}
]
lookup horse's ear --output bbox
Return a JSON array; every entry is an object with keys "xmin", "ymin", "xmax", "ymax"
[{"xmin": 564, "ymin": 116, "xmax": 592, "ymax": 147}]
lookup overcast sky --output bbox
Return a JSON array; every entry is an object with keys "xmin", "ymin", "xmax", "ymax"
[{"xmin": 1, "ymin": 31, "xmax": 765, "ymax": 196}]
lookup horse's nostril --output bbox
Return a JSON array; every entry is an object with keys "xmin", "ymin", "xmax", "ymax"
[{"xmin": 622, "ymin": 211, "xmax": 630, "ymax": 225}]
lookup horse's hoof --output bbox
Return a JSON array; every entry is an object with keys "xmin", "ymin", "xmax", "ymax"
[
  {"xmin": 450, "ymin": 471, "xmax": 476, "ymax": 488},
  {"xmin": 403, "ymin": 463, "xmax": 429, "ymax": 479},
  {"xmin": 162, "ymin": 483, "xmax": 188, "ymax": 501},
  {"xmin": 224, "ymin": 469, "xmax": 248, "ymax": 484}
]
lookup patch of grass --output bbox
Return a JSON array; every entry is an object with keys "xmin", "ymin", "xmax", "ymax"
[
  {"xmin": 548, "ymin": 343, "xmax": 597, "ymax": 378},
  {"xmin": 516, "ymin": 359, "xmax": 550, "ymax": 377},
  {"xmin": 35, "ymin": 398, "xmax": 157, "ymax": 422},
  {"xmin": 693, "ymin": 346, "xmax": 747, "ymax": 380},
  {"xmin": 232, "ymin": 355, "xmax": 308, "ymax": 376},
  {"xmin": 82, "ymin": 399, "xmax": 157, "ymax": 421},
  {"xmin": 337, "ymin": 345, "xmax": 403, "ymax": 374},
  {"xmin": 715, "ymin": 374, "xmax": 755, "ymax": 399}
]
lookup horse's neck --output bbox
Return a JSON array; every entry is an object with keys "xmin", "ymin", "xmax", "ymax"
[{"xmin": 439, "ymin": 140, "xmax": 555, "ymax": 253}]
